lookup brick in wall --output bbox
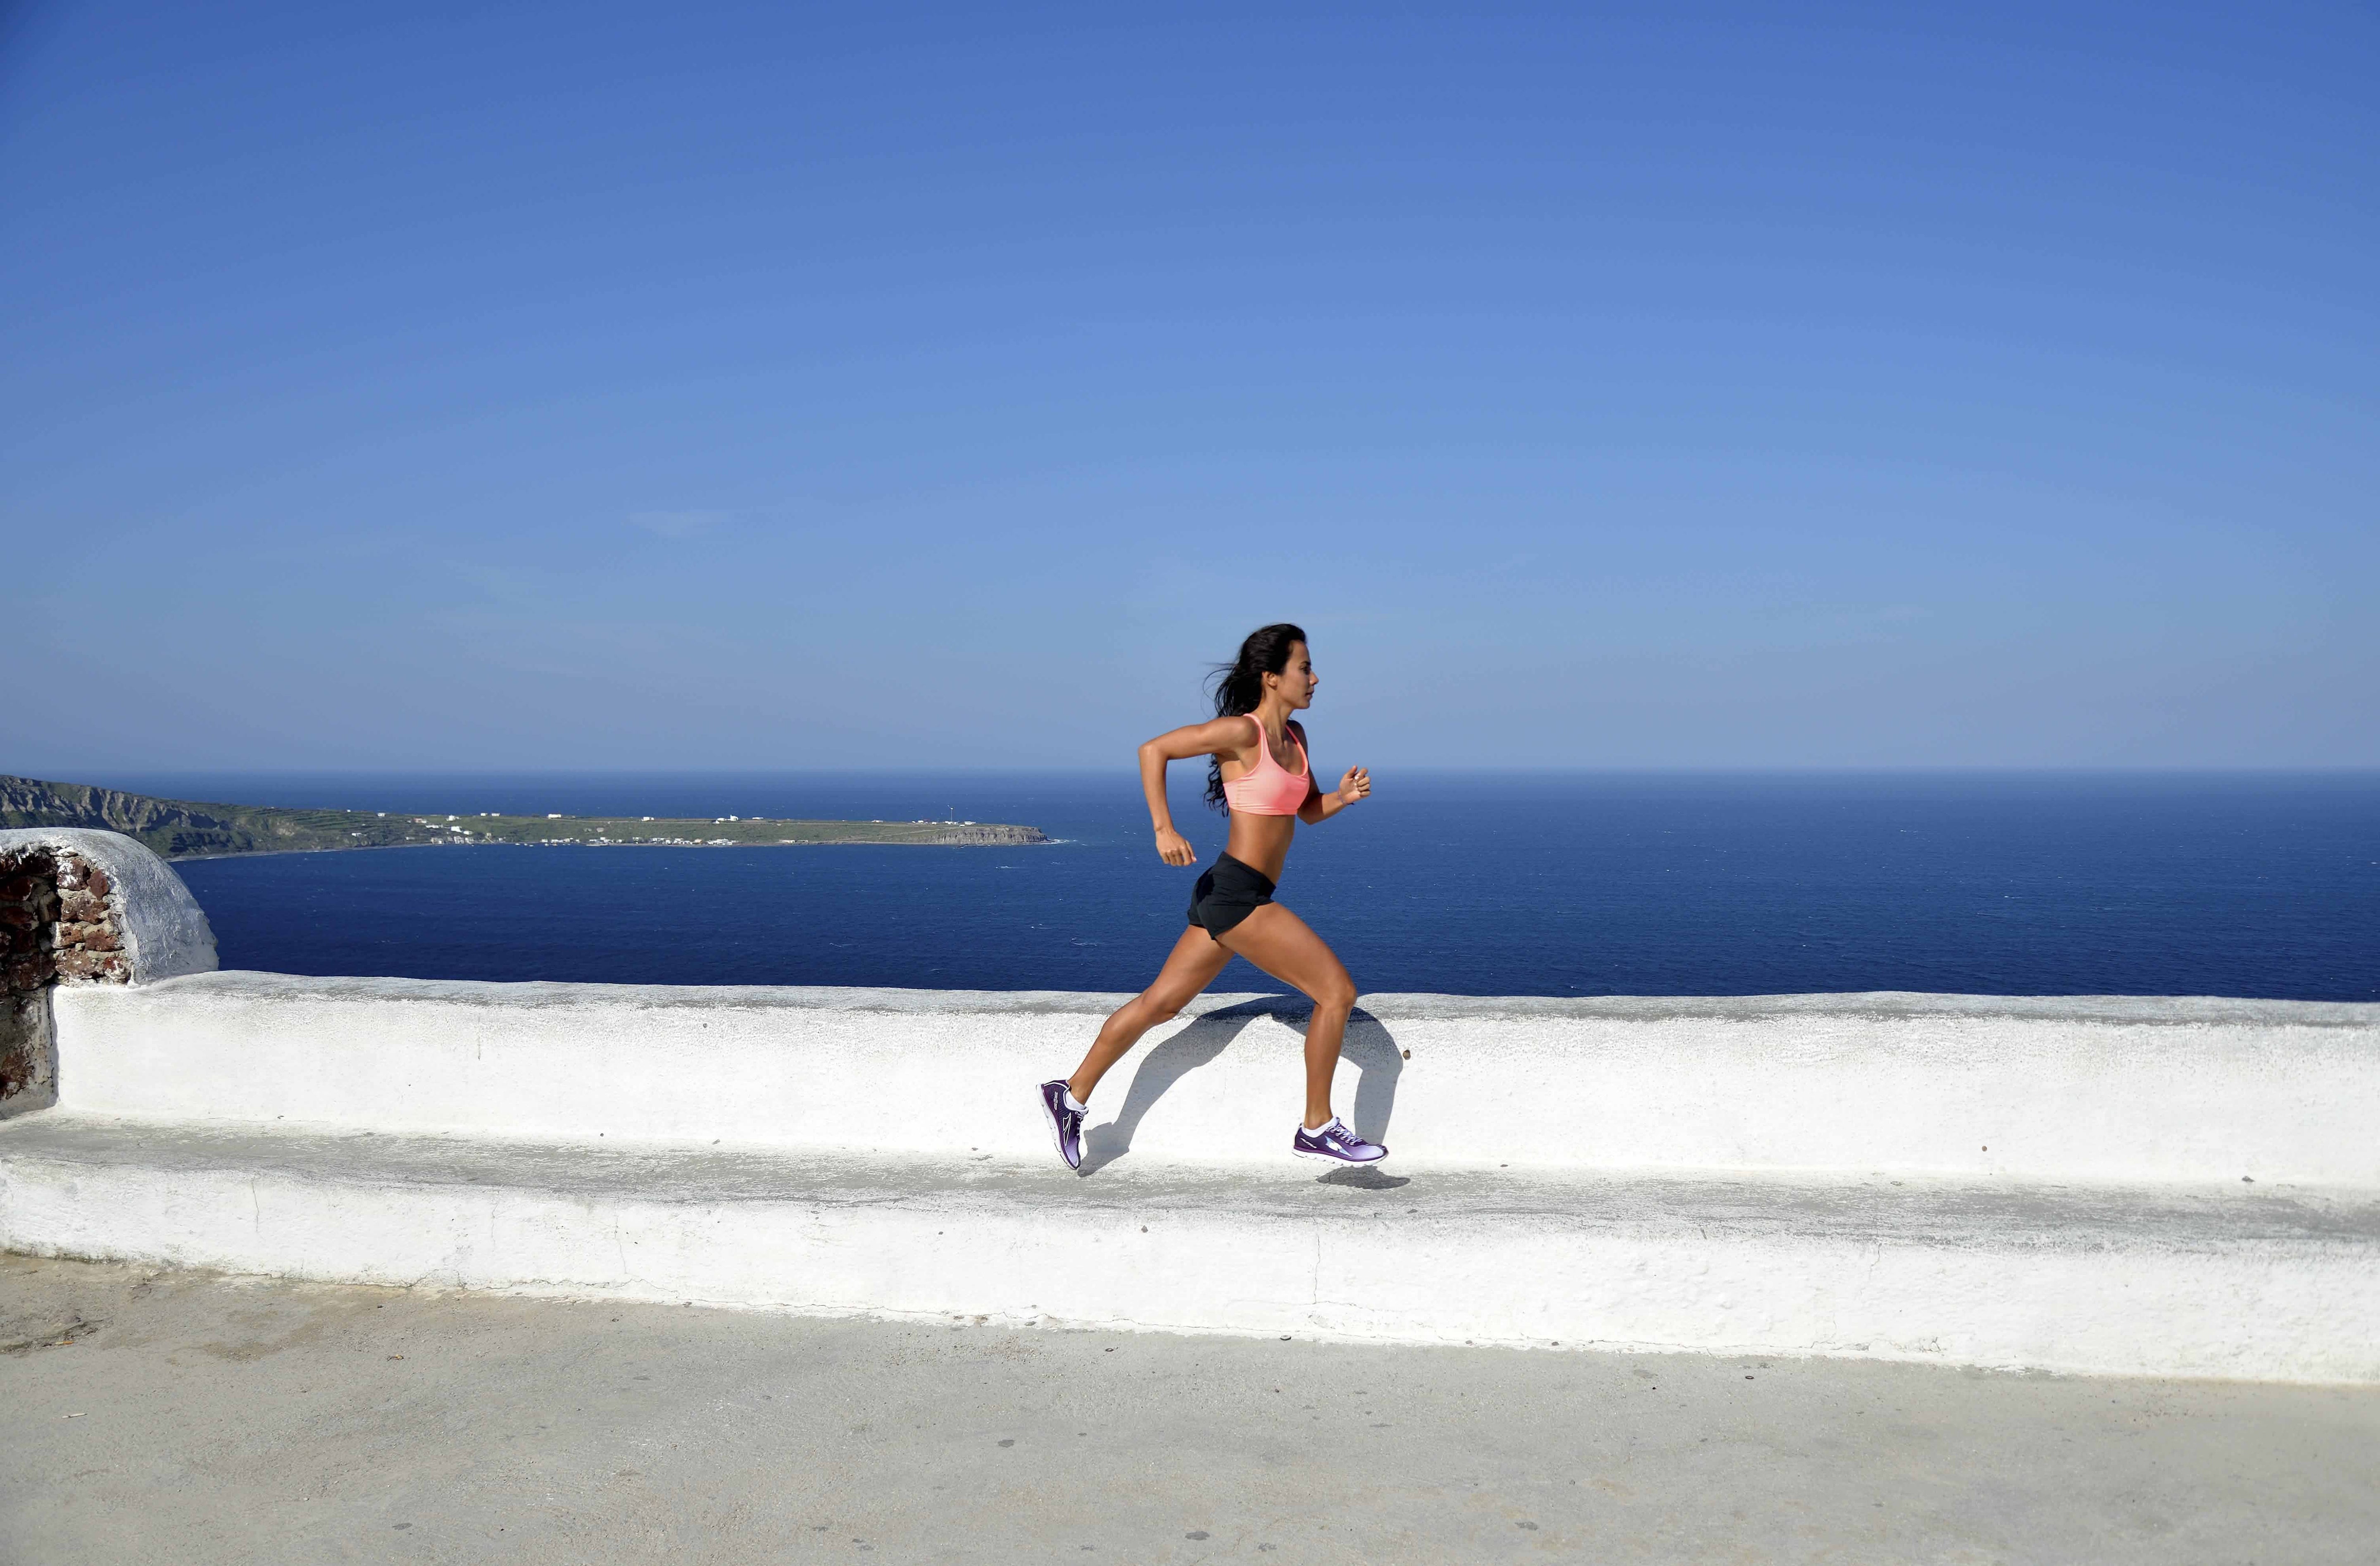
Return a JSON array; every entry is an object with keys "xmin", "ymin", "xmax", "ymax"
[{"xmin": 1, "ymin": 844, "xmax": 129, "ymax": 1110}]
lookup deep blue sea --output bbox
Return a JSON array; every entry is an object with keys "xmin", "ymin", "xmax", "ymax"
[{"xmin": 112, "ymin": 772, "xmax": 2380, "ymax": 1001}]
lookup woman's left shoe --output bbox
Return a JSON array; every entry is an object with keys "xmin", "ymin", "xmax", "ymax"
[
  {"xmin": 1039, "ymin": 1079, "xmax": 1086, "ymax": 1169},
  {"xmin": 1292, "ymin": 1117, "xmax": 1387, "ymax": 1163}
]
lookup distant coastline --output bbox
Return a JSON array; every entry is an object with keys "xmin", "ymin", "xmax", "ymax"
[{"xmin": 0, "ymin": 775, "xmax": 1048, "ymax": 861}]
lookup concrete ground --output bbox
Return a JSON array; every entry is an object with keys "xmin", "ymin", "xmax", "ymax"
[{"xmin": 4, "ymin": 1255, "xmax": 2375, "ymax": 1566}]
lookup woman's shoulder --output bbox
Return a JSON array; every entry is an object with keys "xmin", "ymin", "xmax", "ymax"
[{"xmin": 1192, "ymin": 713, "xmax": 1264, "ymax": 754}]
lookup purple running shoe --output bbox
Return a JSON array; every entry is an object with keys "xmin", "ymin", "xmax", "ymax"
[
  {"xmin": 1292, "ymin": 1116, "xmax": 1387, "ymax": 1164},
  {"xmin": 1039, "ymin": 1079, "xmax": 1086, "ymax": 1169}
]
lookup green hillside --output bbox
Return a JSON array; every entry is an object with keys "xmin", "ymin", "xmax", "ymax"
[{"xmin": 0, "ymin": 775, "xmax": 1047, "ymax": 861}]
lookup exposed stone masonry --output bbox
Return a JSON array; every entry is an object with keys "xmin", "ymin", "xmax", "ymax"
[{"xmin": 1, "ymin": 845, "xmax": 129, "ymax": 1112}]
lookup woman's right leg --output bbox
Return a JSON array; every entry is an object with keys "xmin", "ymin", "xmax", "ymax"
[
  {"xmin": 1066, "ymin": 925, "xmax": 1234, "ymax": 1104},
  {"xmin": 1211, "ymin": 903, "xmax": 1358, "ymax": 1131}
]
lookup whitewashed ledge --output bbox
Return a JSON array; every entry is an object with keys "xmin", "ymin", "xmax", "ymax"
[
  {"xmin": 0, "ymin": 831, "xmax": 2375, "ymax": 1383},
  {"xmin": 37, "ymin": 972, "xmax": 2380, "ymax": 1186}
]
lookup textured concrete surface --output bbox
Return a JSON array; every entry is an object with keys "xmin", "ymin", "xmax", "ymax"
[
  {"xmin": 4, "ymin": 1254, "xmax": 2376, "ymax": 1566},
  {"xmin": 9, "ymin": 1113, "xmax": 2376, "ymax": 1381},
  {"xmin": 53, "ymin": 971, "xmax": 2380, "ymax": 1182}
]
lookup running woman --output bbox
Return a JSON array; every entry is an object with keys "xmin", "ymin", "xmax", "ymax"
[{"xmin": 1040, "ymin": 623, "xmax": 1382, "ymax": 1169}]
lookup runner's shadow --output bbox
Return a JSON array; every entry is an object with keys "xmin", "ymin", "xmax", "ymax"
[
  {"xmin": 1341, "ymin": 1008, "xmax": 1404, "ymax": 1150},
  {"xmin": 1316, "ymin": 1164, "xmax": 1410, "ymax": 1191},
  {"xmin": 1078, "ymin": 998, "xmax": 1275, "ymax": 1174},
  {"xmin": 1077, "ymin": 1000, "xmax": 1407, "ymax": 1178},
  {"xmin": 1327, "ymin": 1009, "xmax": 1411, "ymax": 1188}
]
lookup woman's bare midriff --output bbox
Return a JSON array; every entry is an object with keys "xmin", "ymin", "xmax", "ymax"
[{"xmin": 1224, "ymin": 812, "xmax": 1297, "ymax": 882}]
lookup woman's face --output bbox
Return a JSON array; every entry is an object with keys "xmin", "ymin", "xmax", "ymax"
[{"xmin": 1269, "ymin": 642, "xmax": 1317, "ymax": 709}]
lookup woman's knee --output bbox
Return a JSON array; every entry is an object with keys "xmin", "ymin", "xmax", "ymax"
[{"xmin": 1309, "ymin": 973, "xmax": 1358, "ymax": 1013}]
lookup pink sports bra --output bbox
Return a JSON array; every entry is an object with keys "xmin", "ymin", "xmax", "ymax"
[{"xmin": 1221, "ymin": 717, "xmax": 1311, "ymax": 816}]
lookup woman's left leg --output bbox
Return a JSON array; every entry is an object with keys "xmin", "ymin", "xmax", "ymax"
[
  {"xmin": 1065, "ymin": 925, "xmax": 1234, "ymax": 1105},
  {"xmin": 1215, "ymin": 903, "xmax": 1357, "ymax": 1129}
]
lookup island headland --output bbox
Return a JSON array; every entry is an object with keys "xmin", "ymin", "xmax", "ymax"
[{"xmin": 0, "ymin": 775, "xmax": 1048, "ymax": 861}]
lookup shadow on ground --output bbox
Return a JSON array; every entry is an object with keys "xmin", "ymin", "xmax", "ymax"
[{"xmin": 1078, "ymin": 998, "xmax": 1405, "ymax": 1183}]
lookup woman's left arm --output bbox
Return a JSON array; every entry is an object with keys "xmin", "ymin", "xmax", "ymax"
[{"xmin": 1293, "ymin": 724, "xmax": 1370, "ymax": 824}]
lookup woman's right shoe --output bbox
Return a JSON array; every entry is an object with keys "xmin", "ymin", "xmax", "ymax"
[
  {"xmin": 1039, "ymin": 1079, "xmax": 1086, "ymax": 1169},
  {"xmin": 1292, "ymin": 1117, "xmax": 1387, "ymax": 1164}
]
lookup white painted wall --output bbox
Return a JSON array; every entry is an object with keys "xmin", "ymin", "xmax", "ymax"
[{"xmin": 53, "ymin": 974, "xmax": 2380, "ymax": 1185}]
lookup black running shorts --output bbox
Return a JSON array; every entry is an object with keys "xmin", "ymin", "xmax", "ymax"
[{"xmin": 1187, "ymin": 852, "xmax": 1276, "ymax": 940}]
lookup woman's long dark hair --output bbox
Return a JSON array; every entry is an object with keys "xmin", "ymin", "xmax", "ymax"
[{"xmin": 1204, "ymin": 622, "xmax": 1307, "ymax": 813}]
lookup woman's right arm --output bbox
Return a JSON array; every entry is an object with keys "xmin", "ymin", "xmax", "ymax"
[{"xmin": 1138, "ymin": 717, "xmax": 1253, "ymax": 866}]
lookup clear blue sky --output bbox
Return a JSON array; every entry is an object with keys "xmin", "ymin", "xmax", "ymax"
[{"xmin": 4, "ymin": 1, "xmax": 2373, "ymax": 773}]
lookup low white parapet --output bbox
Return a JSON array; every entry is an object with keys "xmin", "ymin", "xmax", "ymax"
[
  {"xmin": 51, "ymin": 972, "xmax": 2380, "ymax": 1186},
  {"xmin": 7, "ymin": 833, "xmax": 2377, "ymax": 1382}
]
